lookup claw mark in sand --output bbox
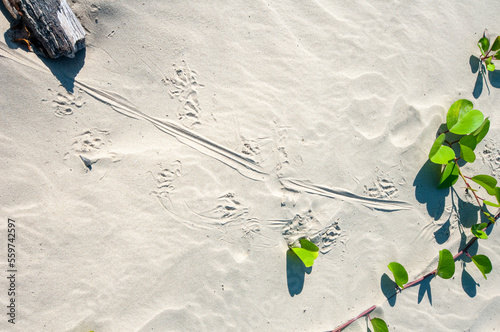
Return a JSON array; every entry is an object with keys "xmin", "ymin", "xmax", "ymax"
[{"xmin": 281, "ymin": 178, "xmax": 411, "ymax": 211}]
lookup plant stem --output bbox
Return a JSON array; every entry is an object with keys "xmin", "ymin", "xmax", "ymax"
[
  {"xmin": 455, "ymin": 161, "xmax": 485, "ymax": 213},
  {"xmin": 330, "ymin": 305, "xmax": 376, "ymax": 332}
]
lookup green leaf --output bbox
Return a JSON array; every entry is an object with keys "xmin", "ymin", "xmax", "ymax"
[
  {"xmin": 485, "ymin": 56, "xmax": 495, "ymax": 71},
  {"xmin": 460, "ymin": 135, "xmax": 478, "ymax": 151},
  {"xmin": 459, "ymin": 135, "xmax": 477, "ymax": 163},
  {"xmin": 495, "ymin": 187, "xmax": 500, "ymax": 205},
  {"xmin": 495, "ymin": 51, "xmax": 500, "ymax": 60},
  {"xmin": 471, "ymin": 175, "xmax": 497, "ymax": 195},
  {"xmin": 471, "ymin": 223, "xmax": 489, "ymax": 239},
  {"xmin": 472, "ymin": 118, "xmax": 490, "ymax": 144},
  {"xmin": 299, "ymin": 238, "xmax": 319, "ymax": 252},
  {"xmin": 478, "ymin": 37, "xmax": 490, "ymax": 55},
  {"xmin": 484, "ymin": 200, "xmax": 500, "ymax": 208},
  {"xmin": 460, "ymin": 148, "xmax": 475, "ymax": 163},
  {"xmin": 449, "ymin": 109, "xmax": 484, "ymax": 135},
  {"xmin": 429, "ymin": 134, "xmax": 455, "ymax": 164},
  {"xmin": 388, "ymin": 262, "xmax": 408, "ymax": 289},
  {"xmin": 371, "ymin": 318, "xmax": 389, "ymax": 332},
  {"xmin": 291, "ymin": 239, "xmax": 319, "ymax": 268},
  {"xmin": 438, "ymin": 162, "xmax": 459, "ymax": 189},
  {"xmin": 437, "ymin": 249, "xmax": 455, "ymax": 279},
  {"xmin": 291, "ymin": 248, "xmax": 318, "ymax": 267},
  {"xmin": 471, "ymin": 254, "xmax": 492, "ymax": 280},
  {"xmin": 447, "ymin": 99, "xmax": 473, "ymax": 130},
  {"xmin": 492, "ymin": 36, "xmax": 500, "ymax": 51}
]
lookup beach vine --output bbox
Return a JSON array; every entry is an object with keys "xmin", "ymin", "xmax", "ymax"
[
  {"xmin": 329, "ymin": 97, "xmax": 499, "ymax": 331},
  {"xmin": 478, "ymin": 34, "xmax": 500, "ymax": 72}
]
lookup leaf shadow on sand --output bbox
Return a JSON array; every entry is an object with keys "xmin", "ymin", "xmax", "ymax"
[
  {"xmin": 286, "ymin": 250, "xmax": 312, "ymax": 296},
  {"xmin": 380, "ymin": 273, "xmax": 398, "ymax": 307},
  {"xmin": 413, "ymin": 159, "xmax": 449, "ymax": 221},
  {"xmin": 458, "ymin": 227, "xmax": 480, "ymax": 297},
  {"xmin": 461, "ymin": 267, "xmax": 479, "ymax": 298},
  {"xmin": 417, "ymin": 276, "xmax": 433, "ymax": 305},
  {"xmin": 470, "ymin": 55, "xmax": 500, "ymax": 99}
]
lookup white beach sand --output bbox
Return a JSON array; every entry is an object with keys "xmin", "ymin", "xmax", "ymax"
[{"xmin": 1, "ymin": 1, "xmax": 500, "ymax": 331}]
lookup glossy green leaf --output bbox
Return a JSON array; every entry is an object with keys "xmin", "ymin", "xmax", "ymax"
[
  {"xmin": 291, "ymin": 239, "xmax": 319, "ymax": 268},
  {"xmin": 484, "ymin": 200, "xmax": 500, "ymax": 208},
  {"xmin": 478, "ymin": 37, "xmax": 490, "ymax": 55},
  {"xmin": 291, "ymin": 248, "xmax": 318, "ymax": 267},
  {"xmin": 449, "ymin": 109, "xmax": 484, "ymax": 135},
  {"xmin": 459, "ymin": 135, "xmax": 477, "ymax": 163},
  {"xmin": 471, "ymin": 223, "xmax": 489, "ymax": 239},
  {"xmin": 472, "ymin": 118, "xmax": 490, "ymax": 144},
  {"xmin": 492, "ymin": 36, "xmax": 500, "ymax": 51},
  {"xmin": 429, "ymin": 134, "xmax": 455, "ymax": 164},
  {"xmin": 471, "ymin": 254, "xmax": 492, "ymax": 280},
  {"xmin": 471, "ymin": 175, "xmax": 497, "ymax": 195},
  {"xmin": 460, "ymin": 135, "xmax": 478, "ymax": 150},
  {"xmin": 299, "ymin": 238, "xmax": 319, "ymax": 252},
  {"xmin": 460, "ymin": 145, "xmax": 476, "ymax": 162},
  {"xmin": 485, "ymin": 54, "xmax": 495, "ymax": 71},
  {"xmin": 438, "ymin": 162, "xmax": 459, "ymax": 189},
  {"xmin": 388, "ymin": 262, "xmax": 408, "ymax": 289},
  {"xmin": 495, "ymin": 51, "xmax": 500, "ymax": 60},
  {"xmin": 371, "ymin": 318, "xmax": 389, "ymax": 332},
  {"xmin": 437, "ymin": 249, "xmax": 455, "ymax": 279},
  {"xmin": 447, "ymin": 99, "xmax": 473, "ymax": 130},
  {"xmin": 459, "ymin": 136, "xmax": 476, "ymax": 163},
  {"xmin": 495, "ymin": 187, "xmax": 500, "ymax": 204}
]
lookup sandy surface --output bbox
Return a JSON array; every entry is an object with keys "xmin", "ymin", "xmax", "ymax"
[{"xmin": 1, "ymin": 1, "xmax": 500, "ymax": 331}]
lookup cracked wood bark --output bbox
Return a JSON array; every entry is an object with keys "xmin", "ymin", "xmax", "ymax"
[{"xmin": 2, "ymin": 0, "xmax": 85, "ymax": 58}]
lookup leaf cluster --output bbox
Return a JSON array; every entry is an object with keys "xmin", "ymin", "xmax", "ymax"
[
  {"xmin": 428, "ymin": 100, "xmax": 498, "ymax": 201},
  {"xmin": 478, "ymin": 35, "xmax": 500, "ymax": 72},
  {"xmin": 424, "ymin": 99, "xmax": 496, "ymax": 278},
  {"xmin": 388, "ymin": 248, "xmax": 491, "ymax": 285}
]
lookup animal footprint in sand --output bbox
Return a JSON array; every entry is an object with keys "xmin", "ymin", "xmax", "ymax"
[
  {"xmin": 163, "ymin": 61, "xmax": 204, "ymax": 126},
  {"xmin": 279, "ymin": 211, "xmax": 342, "ymax": 255},
  {"xmin": 71, "ymin": 129, "xmax": 109, "ymax": 154},
  {"xmin": 47, "ymin": 85, "xmax": 85, "ymax": 117},
  {"xmin": 66, "ymin": 129, "xmax": 119, "ymax": 168},
  {"xmin": 481, "ymin": 140, "xmax": 500, "ymax": 175},
  {"xmin": 150, "ymin": 161, "xmax": 182, "ymax": 198},
  {"xmin": 364, "ymin": 175, "xmax": 399, "ymax": 199}
]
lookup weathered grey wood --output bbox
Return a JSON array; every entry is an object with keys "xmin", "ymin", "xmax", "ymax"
[
  {"xmin": 2, "ymin": 0, "xmax": 85, "ymax": 58},
  {"xmin": 2, "ymin": 0, "xmax": 21, "ymax": 20}
]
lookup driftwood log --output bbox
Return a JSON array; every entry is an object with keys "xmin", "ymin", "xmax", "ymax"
[{"xmin": 2, "ymin": 0, "xmax": 85, "ymax": 58}]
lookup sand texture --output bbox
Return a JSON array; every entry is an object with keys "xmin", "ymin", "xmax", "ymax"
[{"xmin": 1, "ymin": 1, "xmax": 500, "ymax": 331}]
